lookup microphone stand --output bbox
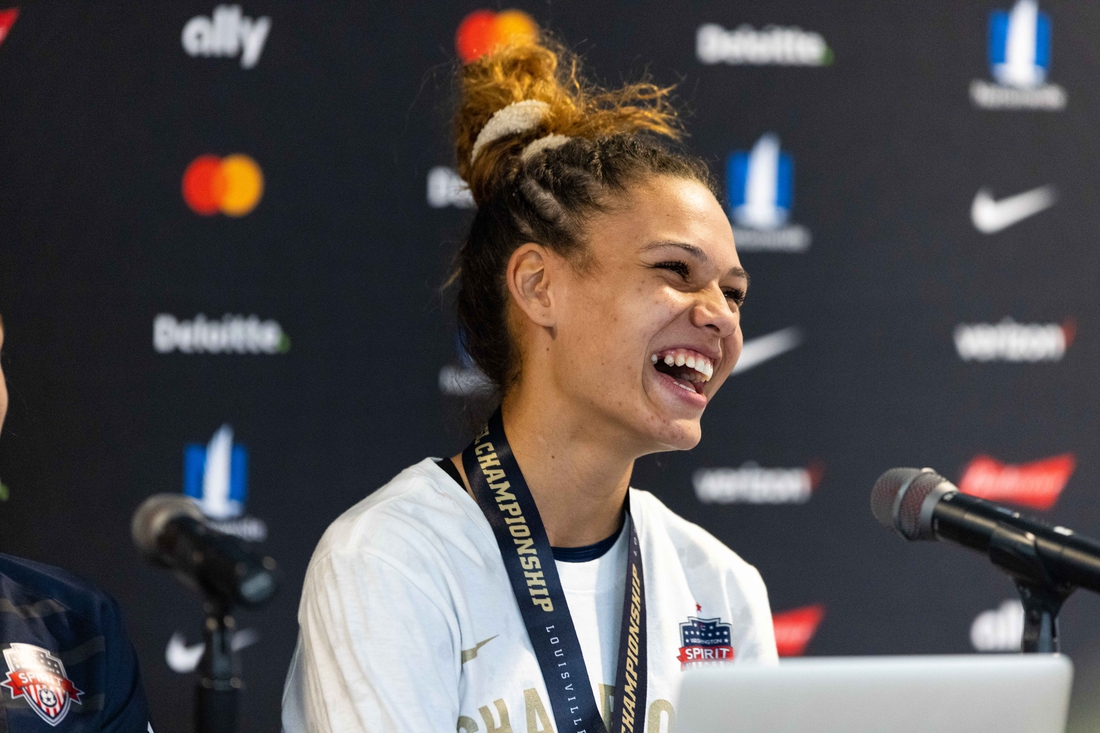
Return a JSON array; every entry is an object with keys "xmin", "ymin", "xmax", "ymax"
[
  {"xmin": 987, "ymin": 524, "xmax": 1075, "ymax": 653},
  {"xmin": 194, "ymin": 595, "xmax": 241, "ymax": 733}
]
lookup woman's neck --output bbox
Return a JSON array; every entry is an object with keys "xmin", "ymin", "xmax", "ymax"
[{"xmin": 451, "ymin": 388, "xmax": 636, "ymax": 548}]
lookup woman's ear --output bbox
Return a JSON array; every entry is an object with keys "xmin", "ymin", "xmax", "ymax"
[{"xmin": 506, "ymin": 243, "xmax": 557, "ymax": 328}]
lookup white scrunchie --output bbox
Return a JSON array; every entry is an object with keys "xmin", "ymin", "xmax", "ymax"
[
  {"xmin": 520, "ymin": 133, "xmax": 571, "ymax": 161},
  {"xmin": 470, "ymin": 100, "xmax": 551, "ymax": 162}
]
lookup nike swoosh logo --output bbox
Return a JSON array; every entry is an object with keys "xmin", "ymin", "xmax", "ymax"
[
  {"xmin": 971, "ymin": 185, "xmax": 1057, "ymax": 234},
  {"xmin": 733, "ymin": 327, "xmax": 802, "ymax": 375},
  {"xmin": 165, "ymin": 629, "xmax": 260, "ymax": 673},
  {"xmin": 460, "ymin": 635, "xmax": 498, "ymax": 664}
]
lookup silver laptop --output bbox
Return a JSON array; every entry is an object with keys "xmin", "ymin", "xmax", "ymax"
[{"xmin": 679, "ymin": 655, "xmax": 1072, "ymax": 733}]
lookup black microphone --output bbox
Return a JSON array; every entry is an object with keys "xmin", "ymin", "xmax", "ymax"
[
  {"xmin": 132, "ymin": 494, "xmax": 278, "ymax": 608},
  {"xmin": 871, "ymin": 467, "xmax": 1100, "ymax": 594}
]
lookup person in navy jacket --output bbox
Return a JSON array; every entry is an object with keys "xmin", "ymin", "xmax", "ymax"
[{"xmin": 0, "ymin": 315, "xmax": 154, "ymax": 732}]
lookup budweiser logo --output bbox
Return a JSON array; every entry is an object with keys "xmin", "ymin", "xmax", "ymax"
[
  {"xmin": 958, "ymin": 453, "xmax": 1075, "ymax": 510},
  {"xmin": 772, "ymin": 604, "xmax": 824, "ymax": 657}
]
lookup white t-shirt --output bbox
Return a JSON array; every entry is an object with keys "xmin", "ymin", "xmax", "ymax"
[{"xmin": 282, "ymin": 458, "xmax": 777, "ymax": 733}]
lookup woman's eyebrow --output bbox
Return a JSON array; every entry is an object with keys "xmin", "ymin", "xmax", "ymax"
[{"xmin": 642, "ymin": 240, "xmax": 708, "ymax": 261}]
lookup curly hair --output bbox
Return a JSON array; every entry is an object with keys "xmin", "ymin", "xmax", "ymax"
[{"xmin": 451, "ymin": 34, "xmax": 715, "ymax": 397}]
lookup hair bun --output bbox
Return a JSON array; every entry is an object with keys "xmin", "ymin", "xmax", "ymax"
[{"xmin": 454, "ymin": 35, "xmax": 683, "ymax": 205}]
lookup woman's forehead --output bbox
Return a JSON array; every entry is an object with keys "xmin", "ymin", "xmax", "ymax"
[{"xmin": 592, "ymin": 179, "xmax": 736, "ymax": 259}]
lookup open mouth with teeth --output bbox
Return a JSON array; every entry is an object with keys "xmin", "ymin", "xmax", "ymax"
[{"xmin": 650, "ymin": 349, "xmax": 714, "ymax": 395}]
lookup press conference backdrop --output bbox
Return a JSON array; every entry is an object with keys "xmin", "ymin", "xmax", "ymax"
[{"xmin": 2, "ymin": 1, "xmax": 1099, "ymax": 730}]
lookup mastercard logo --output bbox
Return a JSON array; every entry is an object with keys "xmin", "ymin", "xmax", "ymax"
[
  {"xmin": 455, "ymin": 9, "xmax": 537, "ymax": 64},
  {"xmin": 182, "ymin": 154, "xmax": 264, "ymax": 217}
]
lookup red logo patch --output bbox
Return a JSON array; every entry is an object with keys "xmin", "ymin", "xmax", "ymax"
[
  {"xmin": 772, "ymin": 604, "xmax": 825, "ymax": 657},
  {"xmin": 0, "ymin": 8, "xmax": 18, "ymax": 47},
  {"xmin": 2, "ymin": 643, "xmax": 83, "ymax": 726},
  {"xmin": 959, "ymin": 453, "xmax": 1075, "ymax": 510},
  {"xmin": 677, "ymin": 617, "xmax": 734, "ymax": 668}
]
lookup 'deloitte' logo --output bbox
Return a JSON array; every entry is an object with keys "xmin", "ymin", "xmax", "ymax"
[
  {"xmin": 954, "ymin": 317, "xmax": 1074, "ymax": 362},
  {"xmin": 182, "ymin": 5, "xmax": 271, "ymax": 69},
  {"xmin": 696, "ymin": 23, "xmax": 832, "ymax": 66},
  {"xmin": 0, "ymin": 8, "xmax": 18, "ymax": 48},
  {"xmin": 182, "ymin": 154, "xmax": 264, "ymax": 217},
  {"xmin": 455, "ymin": 9, "xmax": 536, "ymax": 64},
  {"xmin": 970, "ymin": 0, "xmax": 1065, "ymax": 110},
  {"xmin": 772, "ymin": 604, "xmax": 825, "ymax": 657},
  {"xmin": 727, "ymin": 133, "xmax": 811, "ymax": 252},
  {"xmin": 958, "ymin": 452, "xmax": 1075, "ymax": 510},
  {"xmin": 427, "ymin": 167, "xmax": 475, "ymax": 209},
  {"xmin": 154, "ymin": 313, "xmax": 289, "ymax": 354},
  {"xmin": 693, "ymin": 460, "xmax": 824, "ymax": 504}
]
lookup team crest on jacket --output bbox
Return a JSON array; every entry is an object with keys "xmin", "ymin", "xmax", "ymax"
[
  {"xmin": 2, "ymin": 643, "xmax": 84, "ymax": 725},
  {"xmin": 677, "ymin": 616, "xmax": 735, "ymax": 668}
]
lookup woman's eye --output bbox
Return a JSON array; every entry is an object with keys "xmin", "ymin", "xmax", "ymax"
[
  {"xmin": 655, "ymin": 261, "xmax": 691, "ymax": 279},
  {"xmin": 724, "ymin": 289, "xmax": 746, "ymax": 306}
]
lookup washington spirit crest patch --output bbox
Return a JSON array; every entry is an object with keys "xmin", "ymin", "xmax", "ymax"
[
  {"xmin": 677, "ymin": 616, "xmax": 734, "ymax": 668},
  {"xmin": 2, "ymin": 643, "xmax": 83, "ymax": 725}
]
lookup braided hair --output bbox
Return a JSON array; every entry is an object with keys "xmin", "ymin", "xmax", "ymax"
[{"xmin": 452, "ymin": 36, "xmax": 716, "ymax": 395}]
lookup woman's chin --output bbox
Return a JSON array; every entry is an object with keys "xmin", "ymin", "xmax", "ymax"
[{"xmin": 638, "ymin": 414, "xmax": 702, "ymax": 452}]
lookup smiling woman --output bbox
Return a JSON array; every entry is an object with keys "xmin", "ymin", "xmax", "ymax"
[{"xmin": 282, "ymin": 32, "xmax": 777, "ymax": 733}]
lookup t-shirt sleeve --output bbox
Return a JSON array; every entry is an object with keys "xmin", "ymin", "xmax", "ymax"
[
  {"xmin": 734, "ymin": 566, "xmax": 779, "ymax": 664},
  {"xmin": 98, "ymin": 594, "xmax": 154, "ymax": 732},
  {"xmin": 282, "ymin": 550, "xmax": 461, "ymax": 733}
]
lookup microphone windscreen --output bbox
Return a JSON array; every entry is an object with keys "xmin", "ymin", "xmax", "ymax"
[
  {"xmin": 131, "ymin": 493, "xmax": 204, "ymax": 561},
  {"xmin": 870, "ymin": 467, "xmax": 922, "ymax": 530}
]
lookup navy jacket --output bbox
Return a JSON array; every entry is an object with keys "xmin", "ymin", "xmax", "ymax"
[{"xmin": 0, "ymin": 553, "xmax": 152, "ymax": 732}]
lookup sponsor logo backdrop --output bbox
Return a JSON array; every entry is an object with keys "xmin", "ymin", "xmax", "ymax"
[{"xmin": 3, "ymin": 1, "xmax": 1100, "ymax": 731}]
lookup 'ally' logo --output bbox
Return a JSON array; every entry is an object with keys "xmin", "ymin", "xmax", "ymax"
[
  {"xmin": 727, "ymin": 133, "xmax": 811, "ymax": 252},
  {"xmin": 971, "ymin": 0, "xmax": 1065, "ymax": 110},
  {"xmin": 184, "ymin": 425, "xmax": 266, "ymax": 541}
]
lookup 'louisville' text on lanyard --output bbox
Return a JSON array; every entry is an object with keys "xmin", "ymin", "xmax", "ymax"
[{"xmin": 462, "ymin": 409, "xmax": 648, "ymax": 733}]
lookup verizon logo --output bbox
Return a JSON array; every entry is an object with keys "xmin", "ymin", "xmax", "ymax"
[
  {"xmin": 958, "ymin": 453, "xmax": 1075, "ymax": 510},
  {"xmin": 693, "ymin": 461, "xmax": 824, "ymax": 504},
  {"xmin": 772, "ymin": 604, "xmax": 824, "ymax": 657},
  {"xmin": 954, "ymin": 317, "xmax": 1074, "ymax": 362}
]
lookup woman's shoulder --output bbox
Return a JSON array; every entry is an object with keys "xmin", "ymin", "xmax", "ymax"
[
  {"xmin": 629, "ymin": 487, "xmax": 763, "ymax": 583},
  {"xmin": 309, "ymin": 458, "xmax": 488, "ymax": 570}
]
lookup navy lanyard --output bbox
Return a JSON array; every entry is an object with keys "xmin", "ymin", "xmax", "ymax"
[{"xmin": 462, "ymin": 409, "xmax": 648, "ymax": 733}]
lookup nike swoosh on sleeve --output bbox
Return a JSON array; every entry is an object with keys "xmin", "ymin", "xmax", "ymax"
[
  {"xmin": 732, "ymin": 327, "xmax": 803, "ymax": 375},
  {"xmin": 971, "ymin": 185, "xmax": 1057, "ymax": 234},
  {"xmin": 461, "ymin": 635, "xmax": 498, "ymax": 664}
]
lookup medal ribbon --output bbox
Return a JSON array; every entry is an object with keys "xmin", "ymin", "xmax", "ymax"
[{"xmin": 462, "ymin": 409, "xmax": 647, "ymax": 733}]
